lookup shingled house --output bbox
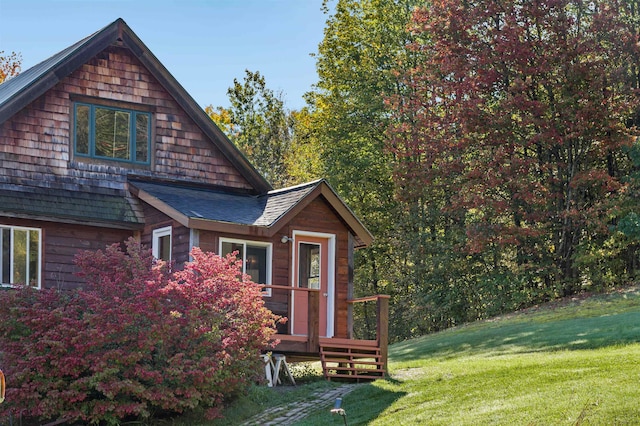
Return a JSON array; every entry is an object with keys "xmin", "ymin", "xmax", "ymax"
[{"xmin": 0, "ymin": 19, "xmax": 388, "ymax": 380}]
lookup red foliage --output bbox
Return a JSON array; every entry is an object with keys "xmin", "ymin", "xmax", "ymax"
[
  {"xmin": 388, "ymin": 0, "xmax": 639, "ymax": 264},
  {"xmin": 0, "ymin": 240, "xmax": 280, "ymax": 424}
]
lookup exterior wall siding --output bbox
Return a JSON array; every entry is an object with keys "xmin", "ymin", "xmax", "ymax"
[
  {"xmin": 0, "ymin": 46, "xmax": 252, "ymax": 198},
  {"xmin": 286, "ymin": 198, "xmax": 351, "ymax": 339},
  {"xmin": 139, "ymin": 204, "xmax": 190, "ymax": 267},
  {"xmin": 0, "ymin": 217, "xmax": 131, "ymax": 290},
  {"xmin": 0, "ymin": 44, "xmax": 254, "ymax": 289},
  {"xmin": 196, "ymin": 197, "xmax": 352, "ymax": 339}
]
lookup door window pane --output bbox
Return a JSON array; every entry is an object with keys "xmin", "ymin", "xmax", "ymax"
[{"xmin": 299, "ymin": 243, "xmax": 320, "ymax": 289}]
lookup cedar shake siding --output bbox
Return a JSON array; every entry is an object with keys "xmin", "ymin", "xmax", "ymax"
[
  {"xmin": 44, "ymin": 223, "xmax": 132, "ymax": 290},
  {"xmin": 0, "ymin": 45, "xmax": 253, "ymax": 199},
  {"xmin": 0, "ymin": 217, "xmax": 130, "ymax": 290}
]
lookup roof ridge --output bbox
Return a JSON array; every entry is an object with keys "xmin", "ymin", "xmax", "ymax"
[{"xmin": 267, "ymin": 179, "xmax": 324, "ymax": 195}]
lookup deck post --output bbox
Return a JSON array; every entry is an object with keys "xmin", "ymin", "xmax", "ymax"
[
  {"xmin": 307, "ymin": 290, "xmax": 320, "ymax": 353},
  {"xmin": 377, "ymin": 295, "xmax": 390, "ymax": 374}
]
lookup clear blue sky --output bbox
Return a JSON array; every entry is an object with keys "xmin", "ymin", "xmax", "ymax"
[{"xmin": 0, "ymin": 0, "xmax": 330, "ymax": 110}]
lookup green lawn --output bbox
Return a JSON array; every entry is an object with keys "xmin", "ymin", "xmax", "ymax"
[
  {"xmin": 292, "ymin": 287, "xmax": 640, "ymax": 425},
  {"xmin": 208, "ymin": 287, "xmax": 640, "ymax": 425}
]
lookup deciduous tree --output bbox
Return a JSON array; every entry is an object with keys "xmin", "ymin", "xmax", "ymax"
[
  {"xmin": 389, "ymin": 0, "xmax": 640, "ymax": 321},
  {"xmin": 0, "ymin": 51, "xmax": 21, "ymax": 84},
  {"xmin": 208, "ymin": 70, "xmax": 294, "ymax": 188},
  {"xmin": 309, "ymin": 0, "xmax": 422, "ymax": 339}
]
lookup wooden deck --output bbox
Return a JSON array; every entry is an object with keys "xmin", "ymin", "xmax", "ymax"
[{"xmin": 266, "ymin": 290, "xmax": 390, "ymax": 381}]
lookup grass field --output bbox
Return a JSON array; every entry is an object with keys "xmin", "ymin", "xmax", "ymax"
[
  {"xmin": 299, "ymin": 287, "xmax": 640, "ymax": 425},
  {"xmin": 214, "ymin": 286, "xmax": 640, "ymax": 425}
]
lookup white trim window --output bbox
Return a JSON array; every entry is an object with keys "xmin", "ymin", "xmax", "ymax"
[
  {"xmin": 152, "ymin": 226, "xmax": 172, "ymax": 262},
  {"xmin": 0, "ymin": 225, "xmax": 42, "ymax": 288},
  {"xmin": 220, "ymin": 238, "xmax": 272, "ymax": 296}
]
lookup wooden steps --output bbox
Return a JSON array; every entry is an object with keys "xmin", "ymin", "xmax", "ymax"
[{"xmin": 320, "ymin": 340, "xmax": 386, "ymax": 382}]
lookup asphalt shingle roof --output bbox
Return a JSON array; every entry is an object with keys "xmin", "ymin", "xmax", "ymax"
[
  {"xmin": 0, "ymin": 188, "xmax": 141, "ymax": 227},
  {"xmin": 130, "ymin": 179, "xmax": 320, "ymax": 227}
]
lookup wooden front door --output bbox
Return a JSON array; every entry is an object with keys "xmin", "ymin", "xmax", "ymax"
[{"xmin": 292, "ymin": 234, "xmax": 334, "ymax": 337}]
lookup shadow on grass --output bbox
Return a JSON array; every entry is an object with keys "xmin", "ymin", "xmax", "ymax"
[
  {"xmin": 296, "ymin": 380, "xmax": 407, "ymax": 426},
  {"xmin": 391, "ymin": 309, "xmax": 640, "ymax": 363}
]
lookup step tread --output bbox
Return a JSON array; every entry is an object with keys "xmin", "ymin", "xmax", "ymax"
[
  {"xmin": 323, "ymin": 366, "xmax": 384, "ymax": 372},
  {"xmin": 322, "ymin": 360, "xmax": 384, "ymax": 366},
  {"xmin": 320, "ymin": 338, "xmax": 379, "ymax": 347},
  {"xmin": 325, "ymin": 372, "xmax": 386, "ymax": 380},
  {"xmin": 320, "ymin": 350, "xmax": 380, "ymax": 358},
  {"xmin": 320, "ymin": 347, "xmax": 382, "ymax": 354}
]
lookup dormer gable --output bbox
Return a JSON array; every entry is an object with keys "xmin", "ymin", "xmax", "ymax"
[{"xmin": 0, "ymin": 18, "xmax": 271, "ymax": 194}]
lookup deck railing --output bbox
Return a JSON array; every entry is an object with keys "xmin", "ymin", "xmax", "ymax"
[
  {"xmin": 347, "ymin": 295, "xmax": 390, "ymax": 372},
  {"xmin": 263, "ymin": 285, "xmax": 320, "ymax": 352},
  {"xmin": 263, "ymin": 285, "xmax": 389, "ymax": 367}
]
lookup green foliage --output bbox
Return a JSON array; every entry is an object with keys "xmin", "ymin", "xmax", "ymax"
[
  {"xmin": 207, "ymin": 70, "xmax": 295, "ymax": 188},
  {"xmin": 618, "ymin": 212, "xmax": 640, "ymax": 239},
  {"xmin": 287, "ymin": 362, "xmax": 324, "ymax": 384},
  {"xmin": 0, "ymin": 240, "xmax": 279, "ymax": 424},
  {"xmin": 384, "ymin": 0, "xmax": 640, "ymax": 337},
  {"xmin": 284, "ymin": 107, "xmax": 324, "ymax": 184},
  {"xmin": 309, "ymin": 0, "xmax": 423, "ymax": 340}
]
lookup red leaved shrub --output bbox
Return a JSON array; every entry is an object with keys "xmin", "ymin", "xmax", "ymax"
[{"xmin": 0, "ymin": 239, "xmax": 279, "ymax": 424}]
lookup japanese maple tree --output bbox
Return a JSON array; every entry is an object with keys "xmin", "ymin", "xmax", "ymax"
[{"xmin": 0, "ymin": 240, "xmax": 280, "ymax": 424}]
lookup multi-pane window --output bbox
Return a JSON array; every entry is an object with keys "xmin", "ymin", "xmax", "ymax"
[
  {"xmin": 220, "ymin": 239, "xmax": 272, "ymax": 296},
  {"xmin": 0, "ymin": 225, "xmax": 41, "ymax": 288},
  {"xmin": 75, "ymin": 103, "xmax": 151, "ymax": 164}
]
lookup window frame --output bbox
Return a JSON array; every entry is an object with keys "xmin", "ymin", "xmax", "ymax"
[
  {"xmin": 0, "ymin": 225, "xmax": 42, "ymax": 289},
  {"xmin": 152, "ymin": 226, "xmax": 172, "ymax": 262},
  {"xmin": 219, "ymin": 238, "xmax": 272, "ymax": 297},
  {"xmin": 74, "ymin": 101, "xmax": 152, "ymax": 165}
]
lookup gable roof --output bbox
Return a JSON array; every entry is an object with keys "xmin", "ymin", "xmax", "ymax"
[
  {"xmin": 0, "ymin": 18, "xmax": 271, "ymax": 194},
  {"xmin": 130, "ymin": 178, "xmax": 373, "ymax": 248}
]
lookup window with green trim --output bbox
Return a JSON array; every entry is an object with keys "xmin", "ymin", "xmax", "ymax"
[{"xmin": 75, "ymin": 103, "xmax": 151, "ymax": 164}]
